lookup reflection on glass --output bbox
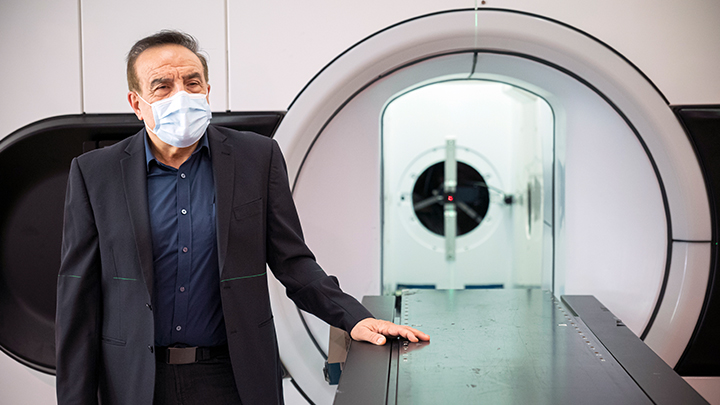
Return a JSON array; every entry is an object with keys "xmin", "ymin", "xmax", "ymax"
[{"xmin": 381, "ymin": 80, "xmax": 554, "ymax": 293}]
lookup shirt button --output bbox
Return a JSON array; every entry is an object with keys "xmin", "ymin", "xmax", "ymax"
[
  {"xmin": 176, "ymin": 325, "xmax": 182, "ymax": 331},
  {"xmin": 179, "ymin": 286, "xmax": 185, "ymax": 292},
  {"xmin": 180, "ymin": 173, "xmax": 186, "ymax": 179},
  {"xmin": 182, "ymin": 247, "xmax": 188, "ymax": 253},
  {"xmin": 181, "ymin": 209, "xmax": 187, "ymax": 215}
]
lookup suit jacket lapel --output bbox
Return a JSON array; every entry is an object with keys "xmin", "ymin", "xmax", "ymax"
[
  {"xmin": 121, "ymin": 130, "xmax": 154, "ymax": 298},
  {"xmin": 208, "ymin": 126, "xmax": 234, "ymax": 276}
]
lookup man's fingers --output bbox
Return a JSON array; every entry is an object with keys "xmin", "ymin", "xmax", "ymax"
[
  {"xmin": 351, "ymin": 318, "xmax": 430, "ymax": 345},
  {"xmin": 410, "ymin": 328, "xmax": 430, "ymax": 341},
  {"xmin": 351, "ymin": 324, "xmax": 387, "ymax": 345},
  {"xmin": 383, "ymin": 322, "xmax": 430, "ymax": 342},
  {"xmin": 390, "ymin": 325, "xmax": 418, "ymax": 342},
  {"xmin": 361, "ymin": 331, "xmax": 387, "ymax": 345},
  {"xmin": 398, "ymin": 326, "xmax": 430, "ymax": 342}
]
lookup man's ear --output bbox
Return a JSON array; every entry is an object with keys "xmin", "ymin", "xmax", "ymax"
[
  {"xmin": 127, "ymin": 92, "xmax": 144, "ymax": 121},
  {"xmin": 206, "ymin": 84, "xmax": 211, "ymax": 104}
]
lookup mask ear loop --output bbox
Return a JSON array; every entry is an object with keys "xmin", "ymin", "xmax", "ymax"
[
  {"xmin": 135, "ymin": 92, "xmax": 159, "ymax": 135},
  {"xmin": 135, "ymin": 92, "xmax": 152, "ymax": 106}
]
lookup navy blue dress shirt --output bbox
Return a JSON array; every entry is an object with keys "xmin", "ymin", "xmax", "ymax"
[{"xmin": 145, "ymin": 134, "xmax": 226, "ymax": 347}]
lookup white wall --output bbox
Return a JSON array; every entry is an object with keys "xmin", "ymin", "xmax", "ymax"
[
  {"xmin": 1, "ymin": 0, "xmax": 719, "ymax": 140},
  {"xmin": 80, "ymin": 0, "xmax": 228, "ymax": 113},
  {"xmin": 231, "ymin": 0, "xmax": 720, "ymax": 111},
  {"xmin": 0, "ymin": 0, "xmax": 81, "ymax": 142}
]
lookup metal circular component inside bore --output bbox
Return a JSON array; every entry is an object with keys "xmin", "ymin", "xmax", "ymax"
[{"xmin": 412, "ymin": 161, "xmax": 490, "ymax": 236}]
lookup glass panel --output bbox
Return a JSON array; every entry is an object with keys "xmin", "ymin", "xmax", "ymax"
[{"xmin": 381, "ymin": 80, "xmax": 554, "ymax": 292}]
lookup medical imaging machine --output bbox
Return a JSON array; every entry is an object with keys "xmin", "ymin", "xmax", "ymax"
[{"xmin": 0, "ymin": 3, "xmax": 719, "ymax": 404}]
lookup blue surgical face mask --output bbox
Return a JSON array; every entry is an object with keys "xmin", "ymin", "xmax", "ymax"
[{"xmin": 137, "ymin": 91, "xmax": 212, "ymax": 148}]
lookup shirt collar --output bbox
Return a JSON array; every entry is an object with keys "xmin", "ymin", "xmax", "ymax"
[{"xmin": 144, "ymin": 131, "xmax": 210, "ymax": 171}]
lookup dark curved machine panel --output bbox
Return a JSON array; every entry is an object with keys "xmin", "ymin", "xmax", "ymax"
[
  {"xmin": 674, "ymin": 106, "xmax": 720, "ymax": 376},
  {"xmin": 0, "ymin": 112, "xmax": 283, "ymax": 374}
]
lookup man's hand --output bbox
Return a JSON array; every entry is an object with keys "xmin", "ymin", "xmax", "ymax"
[{"xmin": 350, "ymin": 318, "xmax": 430, "ymax": 346}]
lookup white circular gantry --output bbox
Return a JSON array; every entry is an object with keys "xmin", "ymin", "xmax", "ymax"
[{"xmin": 268, "ymin": 9, "xmax": 711, "ymax": 404}]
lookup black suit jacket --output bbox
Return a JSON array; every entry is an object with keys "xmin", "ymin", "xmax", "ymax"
[{"xmin": 55, "ymin": 125, "xmax": 373, "ymax": 404}]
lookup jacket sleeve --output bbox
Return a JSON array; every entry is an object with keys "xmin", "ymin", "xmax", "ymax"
[
  {"xmin": 55, "ymin": 158, "xmax": 101, "ymax": 405},
  {"xmin": 264, "ymin": 140, "xmax": 374, "ymax": 333}
]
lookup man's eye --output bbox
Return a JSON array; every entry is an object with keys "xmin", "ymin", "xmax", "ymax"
[{"xmin": 153, "ymin": 86, "xmax": 170, "ymax": 96}]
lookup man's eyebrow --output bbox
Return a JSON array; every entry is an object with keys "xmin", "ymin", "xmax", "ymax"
[
  {"xmin": 149, "ymin": 77, "xmax": 172, "ymax": 89},
  {"xmin": 183, "ymin": 72, "xmax": 203, "ymax": 81}
]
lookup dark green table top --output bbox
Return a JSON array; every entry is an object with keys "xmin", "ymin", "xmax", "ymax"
[{"xmin": 334, "ymin": 289, "xmax": 707, "ymax": 405}]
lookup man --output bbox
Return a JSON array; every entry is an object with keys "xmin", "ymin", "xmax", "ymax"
[{"xmin": 56, "ymin": 30, "xmax": 428, "ymax": 405}]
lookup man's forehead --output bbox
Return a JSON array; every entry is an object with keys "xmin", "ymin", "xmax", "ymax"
[{"xmin": 136, "ymin": 44, "xmax": 204, "ymax": 81}]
